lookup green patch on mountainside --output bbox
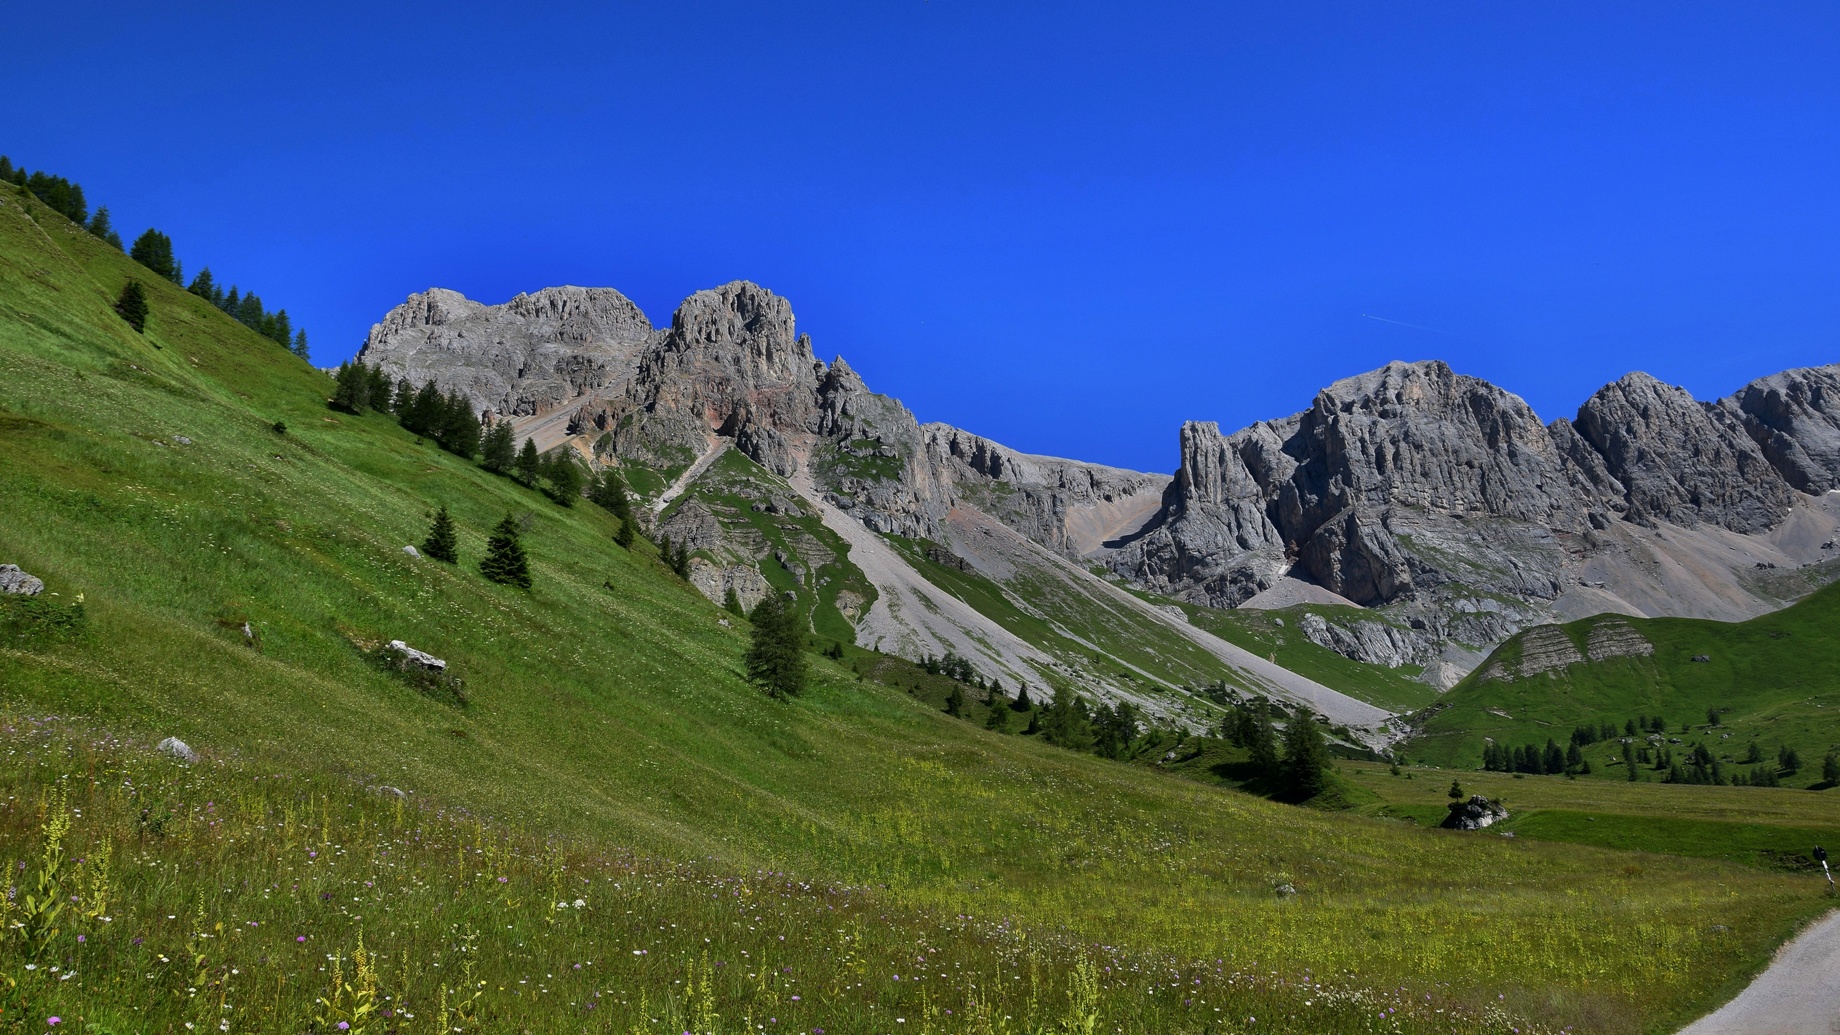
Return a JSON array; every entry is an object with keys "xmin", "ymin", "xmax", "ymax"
[
  {"xmin": 666, "ymin": 445, "xmax": 876, "ymax": 643},
  {"xmin": 1406, "ymin": 586, "xmax": 1840, "ymax": 783},
  {"xmin": 1170, "ymin": 599, "xmax": 1441, "ymax": 712}
]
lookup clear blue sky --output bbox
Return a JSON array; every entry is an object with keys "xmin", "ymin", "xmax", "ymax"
[{"xmin": 7, "ymin": 2, "xmax": 1839, "ymax": 472}]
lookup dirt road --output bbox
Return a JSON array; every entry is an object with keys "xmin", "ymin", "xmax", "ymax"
[{"xmin": 1678, "ymin": 908, "xmax": 1840, "ymax": 1035}]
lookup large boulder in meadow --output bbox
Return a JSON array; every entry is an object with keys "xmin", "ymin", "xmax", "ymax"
[
  {"xmin": 157, "ymin": 737, "xmax": 198, "ymax": 762},
  {"xmin": 0, "ymin": 564, "xmax": 43, "ymax": 596},
  {"xmin": 1441, "ymin": 795, "xmax": 1508, "ymax": 831}
]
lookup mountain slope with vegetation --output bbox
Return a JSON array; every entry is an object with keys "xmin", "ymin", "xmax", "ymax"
[
  {"xmin": 1408, "ymin": 586, "xmax": 1840, "ymax": 786},
  {"xmin": 0, "ymin": 175, "xmax": 1833, "ymax": 1034}
]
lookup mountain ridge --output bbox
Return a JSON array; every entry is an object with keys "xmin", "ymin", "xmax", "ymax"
[{"xmin": 359, "ymin": 282, "xmax": 1840, "ymax": 692}]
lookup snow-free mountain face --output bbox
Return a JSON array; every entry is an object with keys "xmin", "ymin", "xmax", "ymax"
[{"xmin": 360, "ymin": 284, "xmax": 1840, "ymax": 707}]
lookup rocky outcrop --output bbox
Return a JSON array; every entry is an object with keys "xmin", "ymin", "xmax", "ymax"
[
  {"xmin": 1442, "ymin": 795, "xmax": 1508, "ymax": 830},
  {"xmin": 1583, "ymin": 617, "xmax": 1654, "ymax": 661},
  {"xmin": 384, "ymin": 640, "xmax": 447, "ymax": 672},
  {"xmin": 359, "ymin": 287, "xmax": 656, "ymax": 420},
  {"xmin": 0, "ymin": 564, "xmax": 43, "ymax": 596},
  {"xmin": 1575, "ymin": 372, "xmax": 1791, "ymax": 532},
  {"xmin": 1296, "ymin": 612, "xmax": 1425, "ymax": 669},
  {"xmin": 1725, "ymin": 364, "xmax": 1840, "ymax": 494}
]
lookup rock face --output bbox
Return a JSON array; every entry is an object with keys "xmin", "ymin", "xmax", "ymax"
[
  {"xmin": 1574, "ymin": 372, "xmax": 1791, "ymax": 532},
  {"xmin": 1442, "ymin": 795, "xmax": 1508, "ymax": 830},
  {"xmin": 1107, "ymin": 360, "xmax": 1840, "ymax": 675},
  {"xmin": 1726, "ymin": 364, "xmax": 1840, "ymax": 494},
  {"xmin": 359, "ymin": 286, "xmax": 656, "ymax": 420},
  {"xmin": 0, "ymin": 564, "xmax": 43, "ymax": 596}
]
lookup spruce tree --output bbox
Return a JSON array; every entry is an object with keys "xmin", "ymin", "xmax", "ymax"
[
  {"xmin": 944, "ymin": 684, "xmax": 966, "ymax": 718},
  {"xmin": 1823, "ymin": 752, "xmax": 1840, "ymax": 785},
  {"xmin": 1247, "ymin": 702, "xmax": 1279, "ymax": 777},
  {"xmin": 1278, "ymin": 716, "xmax": 1330, "ymax": 801},
  {"xmin": 723, "ymin": 586, "xmax": 743, "ymax": 615},
  {"xmin": 421, "ymin": 505, "xmax": 458, "ymax": 563},
  {"xmin": 672, "ymin": 541, "xmax": 692, "ymax": 579},
  {"xmin": 291, "ymin": 330, "xmax": 310, "ymax": 361},
  {"xmin": 331, "ymin": 361, "xmax": 369, "ymax": 414},
  {"xmin": 114, "ymin": 280, "xmax": 149, "ymax": 333},
  {"xmin": 614, "ymin": 517, "xmax": 637, "ymax": 549},
  {"xmin": 479, "ymin": 514, "xmax": 532, "ymax": 589},
  {"xmin": 746, "ymin": 594, "xmax": 806, "ymax": 699},
  {"xmin": 440, "ymin": 393, "xmax": 481, "ymax": 459},
  {"xmin": 1448, "ymin": 779, "xmax": 1463, "ymax": 800},
  {"xmin": 545, "ymin": 451, "xmax": 584, "ymax": 505},
  {"xmin": 984, "ymin": 698, "xmax": 1010, "ymax": 732},
  {"xmin": 365, "ymin": 366, "xmax": 393, "ymax": 411},
  {"xmin": 392, "ymin": 378, "xmax": 415, "ymax": 416},
  {"xmin": 129, "ymin": 229, "xmax": 179, "ymax": 282},
  {"xmin": 481, "ymin": 420, "xmax": 516, "ymax": 473},
  {"xmin": 589, "ymin": 470, "xmax": 633, "ymax": 521},
  {"xmin": 406, "ymin": 381, "xmax": 444, "ymax": 436},
  {"xmin": 87, "ymin": 206, "xmax": 122, "ymax": 248},
  {"xmin": 1010, "ymin": 684, "xmax": 1033, "ymax": 713},
  {"xmin": 515, "ymin": 438, "xmax": 542, "ymax": 485},
  {"xmin": 188, "ymin": 267, "xmax": 217, "ymax": 300}
]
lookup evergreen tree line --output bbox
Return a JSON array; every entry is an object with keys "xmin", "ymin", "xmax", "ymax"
[
  {"xmin": 1482, "ymin": 738, "xmax": 1589, "ymax": 776},
  {"xmin": 1, "ymin": 155, "xmax": 308, "ymax": 357},
  {"xmin": 185, "ymin": 265, "xmax": 307, "ymax": 357},
  {"xmin": 1220, "ymin": 698, "xmax": 1332, "ymax": 801}
]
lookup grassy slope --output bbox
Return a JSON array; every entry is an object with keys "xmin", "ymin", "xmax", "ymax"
[
  {"xmin": 1170, "ymin": 600, "xmax": 1441, "ymax": 712},
  {"xmin": 0, "ymin": 183, "xmax": 1831, "ymax": 1033},
  {"xmin": 1408, "ymin": 587, "xmax": 1840, "ymax": 780}
]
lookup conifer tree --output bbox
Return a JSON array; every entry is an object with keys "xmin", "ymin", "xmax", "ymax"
[
  {"xmin": 671, "ymin": 541, "xmax": 692, "ymax": 579},
  {"xmin": 745, "ymin": 594, "xmax": 806, "ymax": 699},
  {"xmin": 188, "ymin": 267, "xmax": 217, "ymax": 301},
  {"xmin": 114, "ymin": 280, "xmax": 149, "ymax": 333},
  {"xmin": 944, "ymin": 684, "xmax": 966, "ymax": 718},
  {"xmin": 129, "ymin": 229, "xmax": 179, "ymax": 282},
  {"xmin": 515, "ymin": 438, "xmax": 541, "ymax": 485},
  {"xmin": 1010, "ymin": 684, "xmax": 1033, "ymax": 713},
  {"xmin": 87, "ymin": 206, "xmax": 122, "ymax": 248},
  {"xmin": 1448, "ymin": 779, "xmax": 1463, "ymax": 799},
  {"xmin": 1824, "ymin": 752, "xmax": 1840, "ymax": 785},
  {"xmin": 1023, "ymin": 710, "xmax": 1042, "ymax": 735},
  {"xmin": 723, "ymin": 586, "xmax": 743, "ymax": 615},
  {"xmin": 405, "ymin": 381, "xmax": 444, "ymax": 435},
  {"xmin": 392, "ymin": 378, "xmax": 415, "ymax": 416},
  {"xmin": 544, "ymin": 450, "xmax": 584, "ymax": 505},
  {"xmin": 291, "ymin": 329, "xmax": 310, "ymax": 361},
  {"xmin": 1279, "ymin": 716, "xmax": 1330, "ymax": 801},
  {"xmin": 440, "ymin": 392, "xmax": 481, "ymax": 459},
  {"xmin": 589, "ymin": 470, "xmax": 633, "ymax": 521},
  {"xmin": 1040, "ymin": 688, "xmax": 1094, "ymax": 750},
  {"xmin": 479, "ymin": 514, "xmax": 532, "ymax": 589},
  {"xmin": 614, "ymin": 517, "xmax": 637, "ymax": 549},
  {"xmin": 331, "ymin": 361, "xmax": 370, "ymax": 414},
  {"xmin": 984, "ymin": 698, "xmax": 1010, "ymax": 732},
  {"xmin": 421, "ymin": 505, "xmax": 458, "ymax": 563},
  {"xmin": 481, "ymin": 420, "xmax": 516, "ymax": 473}
]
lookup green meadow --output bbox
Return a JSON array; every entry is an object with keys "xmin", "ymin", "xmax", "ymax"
[{"xmin": 0, "ymin": 180, "xmax": 1833, "ymax": 1033}]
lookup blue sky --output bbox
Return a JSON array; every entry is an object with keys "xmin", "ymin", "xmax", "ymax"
[{"xmin": 7, "ymin": 2, "xmax": 1839, "ymax": 472}]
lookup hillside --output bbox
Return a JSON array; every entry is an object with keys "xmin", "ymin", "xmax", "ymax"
[
  {"xmin": 0, "ymin": 177, "xmax": 1835, "ymax": 1033},
  {"xmin": 1408, "ymin": 583, "xmax": 1840, "ymax": 784}
]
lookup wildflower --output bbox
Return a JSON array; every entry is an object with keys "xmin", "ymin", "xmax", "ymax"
[
  {"xmin": 46, "ymin": 1019, "xmax": 59, "ymax": 1027},
  {"xmin": 338, "ymin": 1024, "xmax": 350, "ymax": 1031}
]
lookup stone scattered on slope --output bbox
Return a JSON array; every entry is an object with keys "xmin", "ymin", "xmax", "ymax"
[
  {"xmin": 1441, "ymin": 795, "xmax": 1508, "ymax": 830},
  {"xmin": 0, "ymin": 564, "xmax": 43, "ymax": 596},
  {"xmin": 402, "ymin": 545, "xmax": 420, "ymax": 558},
  {"xmin": 157, "ymin": 737, "xmax": 197, "ymax": 762},
  {"xmin": 385, "ymin": 640, "xmax": 447, "ymax": 671}
]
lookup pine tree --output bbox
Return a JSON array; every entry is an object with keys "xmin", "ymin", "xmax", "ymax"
[
  {"xmin": 440, "ymin": 393, "xmax": 481, "ymax": 459},
  {"xmin": 984, "ymin": 698, "xmax": 1010, "ymax": 732},
  {"xmin": 481, "ymin": 420, "xmax": 517, "ymax": 473},
  {"xmin": 944, "ymin": 684, "xmax": 966, "ymax": 718},
  {"xmin": 291, "ymin": 330, "xmax": 310, "ymax": 361},
  {"xmin": 745, "ymin": 594, "xmax": 806, "ymax": 700},
  {"xmin": 479, "ymin": 514, "xmax": 532, "ymax": 589},
  {"xmin": 515, "ymin": 438, "xmax": 541, "ymax": 485},
  {"xmin": 188, "ymin": 267, "xmax": 217, "ymax": 301},
  {"xmin": 545, "ymin": 450, "xmax": 584, "ymax": 505},
  {"xmin": 114, "ymin": 280, "xmax": 149, "ymax": 333},
  {"xmin": 723, "ymin": 586, "xmax": 743, "ymax": 615},
  {"xmin": 405, "ymin": 381, "xmax": 444, "ymax": 436},
  {"xmin": 614, "ymin": 517, "xmax": 637, "ymax": 549},
  {"xmin": 129, "ymin": 229, "xmax": 179, "ymax": 282},
  {"xmin": 671, "ymin": 541, "xmax": 692, "ymax": 579},
  {"xmin": 1247, "ymin": 702, "xmax": 1279, "ymax": 777},
  {"xmin": 589, "ymin": 470, "xmax": 634, "ymax": 522},
  {"xmin": 1822, "ymin": 752, "xmax": 1840, "ymax": 785},
  {"xmin": 331, "ymin": 361, "xmax": 370, "ymax": 414},
  {"xmin": 1278, "ymin": 716, "xmax": 1330, "ymax": 801},
  {"xmin": 1010, "ymin": 684, "xmax": 1033, "ymax": 713},
  {"xmin": 1448, "ymin": 779, "xmax": 1463, "ymax": 799},
  {"xmin": 87, "ymin": 206, "xmax": 122, "ymax": 248},
  {"xmin": 1040, "ymin": 688, "xmax": 1093, "ymax": 750},
  {"xmin": 421, "ymin": 505, "xmax": 458, "ymax": 563}
]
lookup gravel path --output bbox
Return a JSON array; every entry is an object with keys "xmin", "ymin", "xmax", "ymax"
[{"xmin": 1678, "ymin": 908, "xmax": 1840, "ymax": 1035}]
